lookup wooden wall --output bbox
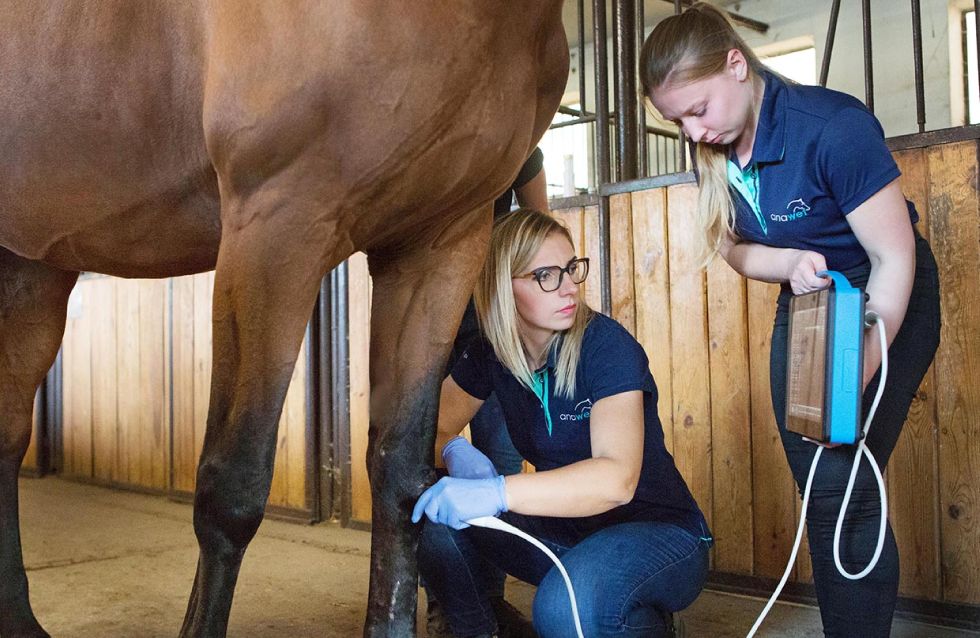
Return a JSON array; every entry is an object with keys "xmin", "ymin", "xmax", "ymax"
[
  {"xmin": 58, "ymin": 272, "xmax": 310, "ymax": 512},
  {"xmin": 344, "ymin": 140, "xmax": 979, "ymax": 608}
]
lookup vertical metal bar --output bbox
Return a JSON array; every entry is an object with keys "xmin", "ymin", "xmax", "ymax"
[
  {"xmin": 615, "ymin": 0, "xmax": 638, "ymax": 181},
  {"xmin": 862, "ymin": 0, "xmax": 874, "ymax": 112},
  {"xmin": 911, "ymin": 0, "xmax": 926, "ymax": 132},
  {"xmin": 593, "ymin": 0, "xmax": 612, "ymax": 314},
  {"xmin": 637, "ymin": 0, "xmax": 647, "ymax": 176},
  {"xmin": 578, "ymin": 0, "xmax": 586, "ymax": 113},
  {"xmin": 819, "ymin": 0, "xmax": 842, "ymax": 87},
  {"xmin": 314, "ymin": 280, "xmax": 332, "ymax": 521},
  {"xmin": 325, "ymin": 262, "xmax": 351, "ymax": 525},
  {"xmin": 674, "ymin": 0, "xmax": 687, "ymax": 171}
]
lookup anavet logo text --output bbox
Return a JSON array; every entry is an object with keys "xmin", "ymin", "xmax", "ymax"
[
  {"xmin": 559, "ymin": 399, "xmax": 593, "ymax": 422},
  {"xmin": 770, "ymin": 198, "xmax": 811, "ymax": 223}
]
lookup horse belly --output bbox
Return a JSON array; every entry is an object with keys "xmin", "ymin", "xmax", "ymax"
[{"xmin": 0, "ymin": 2, "xmax": 219, "ymax": 278}]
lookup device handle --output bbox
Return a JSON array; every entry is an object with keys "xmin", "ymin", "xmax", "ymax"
[{"xmin": 816, "ymin": 270, "xmax": 855, "ymax": 292}]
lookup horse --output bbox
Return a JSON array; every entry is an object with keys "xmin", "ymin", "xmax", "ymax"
[{"xmin": 0, "ymin": 2, "xmax": 568, "ymax": 635}]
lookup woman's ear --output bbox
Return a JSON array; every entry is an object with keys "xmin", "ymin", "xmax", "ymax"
[{"xmin": 727, "ymin": 48, "xmax": 749, "ymax": 82}]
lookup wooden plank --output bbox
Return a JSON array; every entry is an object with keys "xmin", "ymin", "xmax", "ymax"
[
  {"xmin": 609, "ymin": 193, "xmax": 636, "ymax": 335},
  {"xmin": 268, "ymin": 333, "xmax": 308, "ymax": 510},
  {"xmin": 116, "ymin": 278, "xmax": 141, "ymax": 485},
  {"xmin": 706, "ymin": 256, "xmax": 754, "ymax": 574},
  {"xmin": 285, "ymin": 333, "xmax": 308, "ymax": 509},
  {"xmin": 665, "ymin": 183, "xmax": 713, "ymax": 529},
  {"xmin": 62, "ymin": 283, "xmax": 93, "ymax": 478},
  {"xmin": 890, "ymin": 147, "xmax": 942, "ymax": 600},
  {"xmin": 90, "ymin": 278, "xmax": 118, "ymax": 483},
  {"xmin": 553, "ymin": 207, "xmax": 585, "ymax": 260},
  {"xmin": 171, "ymin": 275, "xmax": 197, "ymax": 493},
  {"xmin": 629, "ymin": 188, "xmax": 675, "ymax": 454},
  {"xmin": 349, "ymin": 253, "xmax": 373, "ymax": 523},
  {"xmin": 928, "ymin": 140, "xmax": 980, "ymax": 604},
  {"xmin": 747, "ymin": 279, "xmax": 797, "ymax": 579},
  {"xmin": 139, "ymin": 280, "xmax": 169, "ymax": 491},
  {"xmin": 582, "ymin": 205, "xmax": 603, "ymax": 311},
  {"xmin": 191, "ymin": 272, "xmax": 214, "ymax": 485},
  {"xmin": 25, "ymin": 396, "xmax": 38, "ymax": 473}
]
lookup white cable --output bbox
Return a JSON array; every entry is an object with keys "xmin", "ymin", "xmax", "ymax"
[
  {"xmin": 747, "ymin": 316, "xmax": 889, "ymax": 637},
  {"xmin": 467, "ymin": 515, "xmax": 585, "ymax": 638},
  {"xmin": 745, "ymin": 444, "xmax": 823, "ymax": 638},
  {"xmin": 833, "ymin": 317, "xmax": 889, "ymax": 579}
]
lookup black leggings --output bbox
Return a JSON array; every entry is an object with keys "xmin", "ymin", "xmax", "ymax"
[{"xmin": 769, "ymin": 232, "xmax": 941, "ymax": 637}]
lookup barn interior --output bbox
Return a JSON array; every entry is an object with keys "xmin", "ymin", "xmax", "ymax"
[{"xmin": 18, "ymin": 0, "xmax": 980, "ymax": 636}]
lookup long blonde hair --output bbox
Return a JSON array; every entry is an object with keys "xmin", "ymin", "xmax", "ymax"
[
  {"xmin": 640, "ymin": 2, "xmax": 765, "ymax": 265},
  {"xmin": 474, "ymin": 209, "xmax": 594, "ymax": 398}
]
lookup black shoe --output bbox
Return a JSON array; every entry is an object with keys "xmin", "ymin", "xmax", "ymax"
[{"xmin": 490, "ymin": 598, "xmax": 537, "ymax": 638}]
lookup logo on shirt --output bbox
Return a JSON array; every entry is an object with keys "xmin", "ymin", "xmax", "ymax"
[
  {"xmin": 770, "ymin": 198, "xmax": 811, "ymax": 223},
  {"xmin": 559, "ymin": 398, "xmax": 593, "ymax": 422}
]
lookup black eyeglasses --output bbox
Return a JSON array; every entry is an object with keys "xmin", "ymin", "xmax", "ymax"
[{"xmin": 514, "ymin": 257, "xmax": 590, "ymax": 292}]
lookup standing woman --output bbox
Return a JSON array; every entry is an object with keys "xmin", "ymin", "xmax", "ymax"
[
  {"xmin": 640, "ymin": 3, "xmax": 940, "ymax": 636},
  {"xmin": 414, "ymin": 208, "xmax": 710, "ymax": 638}
]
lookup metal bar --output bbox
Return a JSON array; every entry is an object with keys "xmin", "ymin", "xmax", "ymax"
[
  {"xmin": 674, "ymin": 0, "xmax": 687, "ymax": 171},
  {"xmin": 600, "ymin": 171, "xmax": 697, "ymax": 196},
  {"xmin": 885, "ymin": 123, "xmax": 980, "ymax": 151},
  {"xmin": 637, "ymin": 0, "xmax": 647, "ymax": 176},
  {"xmin": 315, "ymin": 280, "xmax": 332, "ymax": 521},
  {"xmin": 550, "ymin": 193, "xmax": 601, "ymax": 209},
  {"xmin": 819, "ymin": 0, "xmax": 842, "ymax": 87},
  {"xmin": 578, "ymin": 0, "xmax": 586, "ymax": 112},
  {"xmin": 614, "ymin": 0, "xmax": 638, "ymax": 181},
  {"xmin": 330, "ymin": 262, "xmax": 352, "ymax": 526},
  {"xmin": 550, "ymin": 115, "xmax": 597, "ymax": 130},
  {"xmin": 862, "ymin": 0, "xmax": 874, "ymax": 112},
  {"xmin": 592, "ymin": 0, "xmax": 612, "ymax": 314},
  {"xmin": 911, "ymin": 0, "xmax": 926, "ymax": 132}
]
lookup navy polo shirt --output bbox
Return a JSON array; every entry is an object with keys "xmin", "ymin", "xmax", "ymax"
[
  {"xmin": 727, "ymin": 71, "xmax": 915, "ymax": 271},
  {"xmin": 451, "ymin": 313, "xmax": 707, "ymax": 535}
]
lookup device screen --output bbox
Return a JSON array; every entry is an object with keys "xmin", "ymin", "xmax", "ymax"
[{"xmin": 786, "ymin": 290, "xmax": 830, "ymax": 440}]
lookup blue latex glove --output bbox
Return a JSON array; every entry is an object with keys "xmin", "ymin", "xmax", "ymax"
[
  {"xmin": 411, "ymin": 475, "xmax": 508, "ymax": 530},
  {"xmin": 441, "ymin": 436, "xmax": 499, "ymax": 479}
]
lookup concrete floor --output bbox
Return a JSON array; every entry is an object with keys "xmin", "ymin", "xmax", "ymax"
[{"xmin": 18, "ymin": 477, "xmax": 978, "ymax": 637}]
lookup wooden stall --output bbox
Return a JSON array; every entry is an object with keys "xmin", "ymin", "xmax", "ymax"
[
  {"xmin": 344, "ymin": 139, "xmax": 979, "ymax": 614},
  {"xmin": 57, "ymin": 272, "xmax": 312, "ymax": 515}
]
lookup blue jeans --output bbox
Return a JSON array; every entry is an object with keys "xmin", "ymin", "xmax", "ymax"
[
  {"xmin": 418, "ymin": 511, "xmax": 711, "ymax": 637},
  {"xmin": 769, "ymin": 233, "xmax": 940, "ymax": 637}
]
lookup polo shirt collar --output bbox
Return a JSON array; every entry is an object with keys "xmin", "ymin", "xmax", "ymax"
[
  {"xmin": 535, "ymin": 337, "xmax": 560, "ymax": 373},
  {"xmin": 747, "ymin": 70, "xmax": 786, "ymax": 165}
]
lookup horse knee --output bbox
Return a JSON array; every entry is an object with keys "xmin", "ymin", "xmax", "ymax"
[{"xmin": 193, "ymin": 460, "xmax": 267, "ymax": 552}]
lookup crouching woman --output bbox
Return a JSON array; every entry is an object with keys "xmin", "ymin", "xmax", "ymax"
[{"xmin": 414, "ymin": 208, "xmax": 711, "ymax": 638}]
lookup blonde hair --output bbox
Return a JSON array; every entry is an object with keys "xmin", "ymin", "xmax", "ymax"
[
  {"xmin": 474, "ymin": 209, "xmax": 594, "ymax": 398},
  {"xmin": 640, "ymin": 1, "xmax": 765, "ymax": 266}
]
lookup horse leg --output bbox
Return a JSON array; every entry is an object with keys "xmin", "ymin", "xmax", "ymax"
[
  {"xmin": 0, "ymin": 248, "xmax": 78, "ymax": 638},
  {"xmin": 178, "ymin": 214, "xmax": 339, "ymax": 637},
  {"xmin": 363, "ymin": 205, "xmax": 492, "ymax": 637}
]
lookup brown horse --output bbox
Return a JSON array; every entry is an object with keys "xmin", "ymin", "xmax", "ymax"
[{"xmin": 0, "ymin": 2, "xmax": 567, "ymax": 636}]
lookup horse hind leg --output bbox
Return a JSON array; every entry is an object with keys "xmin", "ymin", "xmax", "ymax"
[{"xmin": 0, "ymin": 248, "xmax": 78, "ymax": 638}]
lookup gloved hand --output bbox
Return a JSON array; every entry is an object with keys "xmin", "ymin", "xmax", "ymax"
[
  {"xmin": 442, "ymin": 436, "xmax": 499, "ymax": 479},
  {"xmin": 411, "ymin": 475, "xmax": 508, "ymax": 530}
]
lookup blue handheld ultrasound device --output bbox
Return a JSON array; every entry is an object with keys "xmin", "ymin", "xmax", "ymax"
[{"xmin": 785, "ymin": 271, "xmax": 865, "ymax": 445}]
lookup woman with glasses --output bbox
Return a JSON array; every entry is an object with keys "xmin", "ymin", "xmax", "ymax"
[{"xmin": 413, "ymin": 208, "xmax": 711, "ymax": 638}]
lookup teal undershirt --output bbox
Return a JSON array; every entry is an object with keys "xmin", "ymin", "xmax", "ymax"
[
  {"xmin": 530, "ymin": 368, "xmax": 554, "ymax": 436},
  {"xmin": 727, "ymin": 159, "xmax": 766, "ymax": 235}
]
